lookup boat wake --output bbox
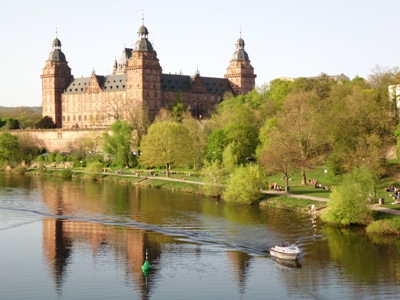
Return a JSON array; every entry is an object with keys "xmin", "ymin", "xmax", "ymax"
[{"xmin": 0, "ymin": 205, "xmax": 321, "ymax": 257}]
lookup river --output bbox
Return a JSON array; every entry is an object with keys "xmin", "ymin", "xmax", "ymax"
[{"xmin": 0, "ymin": 173, "xmax": 399, "ymax": 299}]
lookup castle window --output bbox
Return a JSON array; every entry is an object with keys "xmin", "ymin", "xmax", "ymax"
[
  {"xmin": 84, "ymin": 115, "xmax": 87, "ymax": 121},
  {"xmin": 123, "ymin": 85, "xmax": 125, "ymax": 88}
]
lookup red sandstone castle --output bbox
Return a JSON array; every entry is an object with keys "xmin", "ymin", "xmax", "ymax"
[{"xmin": 41, "ymin": 21, "xmax": 256, "ymax": 128}]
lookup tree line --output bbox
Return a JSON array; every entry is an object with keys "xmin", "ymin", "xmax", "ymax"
[{"xmin": 2, "ymin": 69, "xmax": 400, "ymax": 228}]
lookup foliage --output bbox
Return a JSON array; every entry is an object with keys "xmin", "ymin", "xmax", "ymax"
[
  {"xmin": 12, "ymin": 166, "xmax": 27, "ymax": 174},
  {"xmin": 222, "ymin": 142, "xmax": 238, "ymax": 173},
  {"xmin": 201, "ymin": 160, "xmax": 227, "ymax": 198},
  {"xmin": 0, "ymin": 106, "xmax": 42, "ymax": 128},
  {"xmin": 259, "ymin": 128, "xmax": 298, "ymax": 190},
  {"xmin": 1, "ymin": 118, "xmax": 20, "ymax": 129},
  {"xmin": 320, "ymin": 167, "xmax": 374, "ymax": 226},
  {"xmin": 266, "ymin": 78, "xmax": 293, "ymax": 108},
  {"xmin": 326, "ymin": 84, "xmax": 394, "ymax": 176},
  {"xmin": 45, "ymin": 152, "xmax": 57, "ymax": 163},
  {"xmin": 366, "ymin": 219, "xmax": 400, "ymax": 235},
  {"xmin": 224, "ymin": 122, "xmax": 259, "ymax": 165},
  {"xmin": 265, "ymin": 90, "xmax": 329, "ymax": 184},
  {"xmin": 0, "ymin": 133, "xmax": 21, "ymax": 165},
  {"xmin": 222, "ymin": 164, "xmax": 267, "ymax": 205},
  {"xmin": 103, "ymin": 120, "xmax": 135, "ymax": 168},
  {"xmin": 170, "ymin": 99, "xmax": 187, "ymax": 123},
  {"xmin": 60, "ymin": 169, "xmax": 73, "ymax": 179},
  {"xmin": 35, "ymin": 116, "xmax": 56, "ymax": 129},
  {"xmin": 204, "ymin": 129, "xmax": 227, "ymax": 163},
  {"xmin": 85, "ymin": 161, "xmax": 103, "ymax": 181},
  {"xmin": 139, "ymin": 121, "xmax": 193, "ymax": 176},
  {"xmin": 17, "ymin": 133, "xmax": 40, "ymax": 165},
  {"xmin": 182, "ymin": 112, "xmax": 207, "ymax": 170}
]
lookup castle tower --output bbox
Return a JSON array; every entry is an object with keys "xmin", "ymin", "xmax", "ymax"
[
  {"xmin": 41, "ymin": 37, "xmax": 72, "ymax": 128},
  {"xmin": 126, "ymin": 21, "xmax": 162, "ymax": 121},
  {"xmin": 225, "ymin": 35, "xmax": 256, "ymax": 95}
]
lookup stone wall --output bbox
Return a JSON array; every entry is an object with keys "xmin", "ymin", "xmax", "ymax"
[{"xmin": 9, "ymin": 129, "xmax": 106, "ymax": 152}]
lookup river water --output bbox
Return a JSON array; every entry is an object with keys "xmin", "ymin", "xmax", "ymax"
[{"xmin": 0, "ymin": 174, "xmax": 399, "ymax": 299}]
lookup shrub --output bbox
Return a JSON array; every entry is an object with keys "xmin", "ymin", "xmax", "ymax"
[
  {"xmin": 201, "ymin": 160, "xmax": 227, "ymax": 198},
  {"xmin": 320, "ymin": 167, "xmax": 374, "ymax": 226},
  {"xmin": 60, "ymin": 169, "xmax": 73, "ymax": 179},
  {"xmin": 366, "ymin": 219, "xmax": 400, "ymax": 235},
  {"xmin": 222, "ymin": 164, "xmax": 267, "ymax": 205},
  {"xmin": 85, "ymin": 161, "xmax": 103, "ymax": 181},
  {"xmin": 12, "ymin": 166, "xmax": 27, "ymax": 174}
]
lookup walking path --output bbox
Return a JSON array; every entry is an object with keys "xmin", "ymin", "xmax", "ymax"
[
  {"xmin": 65, "ymin": 168, "xmax": 400, "ymax": 216},
  {"xmin": 264, "ymin": 190, "xmax": 400, "ymax": 215}
]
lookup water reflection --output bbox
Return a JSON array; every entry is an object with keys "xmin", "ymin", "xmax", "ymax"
[
  {"xmin": 2, "ymin": 174, "xmax": 400, "ymax": 299},
  {"xmin": 37, "ymin": 178, "xmax": 162, "ymax": 299}
]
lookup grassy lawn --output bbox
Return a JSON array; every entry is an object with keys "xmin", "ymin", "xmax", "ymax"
[{"xmin": 262, "ymin": 195, "xmax": 326, "ymax": 213}]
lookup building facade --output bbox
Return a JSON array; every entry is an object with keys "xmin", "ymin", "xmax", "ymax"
[{"xmin": 41, "ymin": 22, "xmax": 256, "ymax": 129}]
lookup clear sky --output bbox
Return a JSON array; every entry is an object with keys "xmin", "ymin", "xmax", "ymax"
[{"xmin": 1, "ymin": 0, "xmax": 399, "ymax": 107}]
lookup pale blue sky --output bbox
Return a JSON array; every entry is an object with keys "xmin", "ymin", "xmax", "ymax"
[{"xmin": 1, "ymin": 0, "xmax": 399, "ymax": 107}]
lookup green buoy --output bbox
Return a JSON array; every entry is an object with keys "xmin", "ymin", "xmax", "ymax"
[{"xmin": 141, "ymin": 249, "xmax": 153, "ymax": 272}]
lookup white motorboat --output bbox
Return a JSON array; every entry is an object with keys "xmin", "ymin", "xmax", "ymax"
[{"xmin": 269, "ymin": 242, "xmax": 302, "ymax": 260}]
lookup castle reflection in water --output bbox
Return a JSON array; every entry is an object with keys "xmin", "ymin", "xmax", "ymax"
[{"xmin": 39, "ymin": 178, "xmax": 251, "ymax": 298}]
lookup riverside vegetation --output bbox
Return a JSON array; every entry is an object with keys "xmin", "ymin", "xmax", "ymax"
[{"xmin": 2, "ymin": 70, "xmax": 400, "ymax": 236}]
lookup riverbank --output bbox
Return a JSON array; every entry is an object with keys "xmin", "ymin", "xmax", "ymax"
[{"xmin": 22, "ymin": 167, "xmax": 400, "ymax": 219}]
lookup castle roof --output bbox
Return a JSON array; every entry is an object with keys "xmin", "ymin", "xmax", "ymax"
[
  {"xmin": 161, "ymin": 74, "xmax": 232, "ymax": 94},
  {"xmin": 48, "ymin": 37, "xmax": 67, "ymax": 62},
  {"xmin": 64, "ymin": 74, "xmax": 127, "ymax": 94},
  {"xmin": 231, "ymin": 35, "xmax": 250, "ymax": 61},
  {"xmin": 133, "ymin": 21, "xmax": 154, "ymax": 52},
  {"xmin": 63, "ymin": 73, "xmax": 232, "ymax": 95}
]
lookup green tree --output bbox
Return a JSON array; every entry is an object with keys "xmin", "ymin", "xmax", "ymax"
[
  {"xmin": 35, "ymin": 116, "xmax": 56, "ymax": 129},
  {"xmin": 139, "ymin": 121, "xmax": 193, "ymax": 176},
  {"xmin": 259, "ymin": 128, "xmax": 298, "ymax": 191},
  {"xmin": 170, "ymin": 93, "xmax": 187, "ymax": 123},
  {"xmin": 224, "ymin": 122, "xmax": 259, "ymax": 165},
  {"xmin": 266, "ymin": 78, "xmax": 293, "ymax": 108},
  {"xmin": 182, "ymin": 112, "xmax": 207, "ymax": 170},
  {"xmin": 326, "ymin": 84, "xmax": 394, "ymax": 177},
  {"xmin": 2, "ymin": 118, "xmax": 20, "ymax": 129},
  {"xmin": 102, "ymin": 120, "xmax": 135, "ymax": 168},
  {"xmin": 222, "ymin": 164, "xmax": 266, "ymax": 205},
  {"xmin": 201, "ymin": 160, "xmax": 227, "ymax": 198},
  {"xmin": 320, "ymin": 167, "xmax": 374, "ymax": 226},
  {"xmin": 272, "ymin": 90, "xmax": 329, "ymax": 184},
  {"xmin": 0, "ymin": 133, "xmax": 21, "ymax": 165},
  {"xmin": 204, "ymin": 129, "xmax": 227, "ymax": 162}
]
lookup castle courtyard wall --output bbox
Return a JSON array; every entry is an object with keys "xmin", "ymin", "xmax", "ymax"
[{"xmin": 9, "ymin": 129, "xmax": 106, "ymax": 152}]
